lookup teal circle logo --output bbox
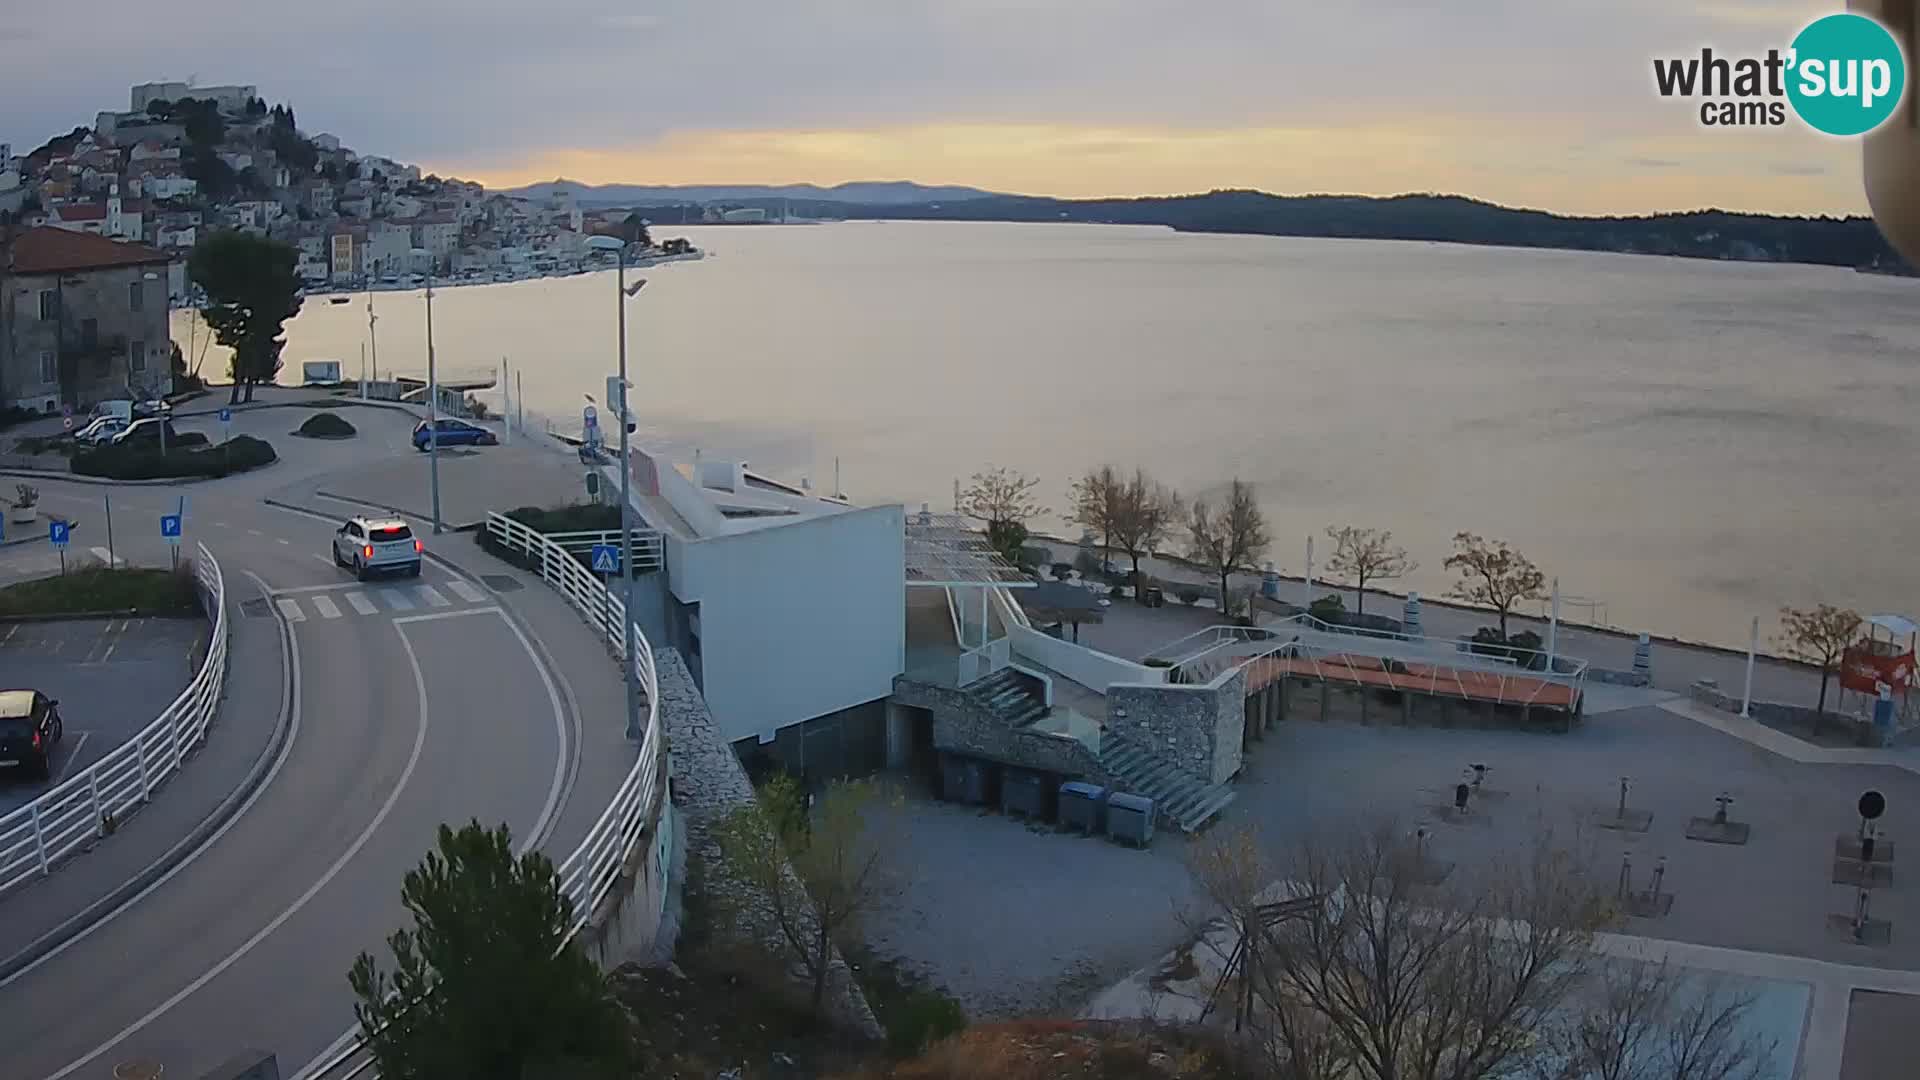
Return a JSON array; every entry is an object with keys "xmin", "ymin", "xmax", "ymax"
[{"xmin": 1786, "ymin": 13, "xmax": 1907, "ymax": 136}]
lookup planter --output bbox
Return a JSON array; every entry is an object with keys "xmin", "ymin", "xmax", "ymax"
[{"xmin": 8, "ymin": 506, "xmax": 35, "ymax": 526}]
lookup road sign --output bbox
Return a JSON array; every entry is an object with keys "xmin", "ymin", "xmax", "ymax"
[
  {"xmin": 590, "ymin": 544, "xmax": 620, "ymax": 574},
  {"xmin": 62, "ymin": 416, "xmax": 73, "ymax": 431},
  {"xmin": 48, "ymin": 521, "xmax": 69, "ymax": 547},
  {"xmin": 160, "ymin": 514, "xmax": 182, "ymax": 543},
  {"xmin": 217, "ymin": 408, "xmax": 232, "ymax": 423}
]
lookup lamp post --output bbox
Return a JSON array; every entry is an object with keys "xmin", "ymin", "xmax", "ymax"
[
  {"xmin": 587, "ymin": 234, "xmax": 647, "ymax": 741},
  {"xmin": 424, "ymin": 272, "xmax": 441, "ymax": 533}
]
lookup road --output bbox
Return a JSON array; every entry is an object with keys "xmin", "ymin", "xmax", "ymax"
[{"xmin": 0, "ymin": 404, "xmax": 611, "ymax": 1079}]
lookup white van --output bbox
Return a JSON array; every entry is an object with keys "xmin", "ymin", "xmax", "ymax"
[{"xmin": 90, "ymin": 399, "xmax": 134, "ymax": 423}]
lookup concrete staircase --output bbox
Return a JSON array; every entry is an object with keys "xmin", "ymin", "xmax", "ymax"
[
  {"xmin": 966, "ymin": 668, "xmax": 1049, "ymax": 727},
  {"xmin": 1099, "ymin": 731, "xmax": 1236, "ymax": 833}
]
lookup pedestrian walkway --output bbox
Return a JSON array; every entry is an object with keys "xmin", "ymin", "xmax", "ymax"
[
  {"xmin": 262, "ymin": 580, "xmax": 493, "ymax": 623},
  {"xmin": 1660, "ymin": 698, "xmax": 1920, "ymax": 777}
]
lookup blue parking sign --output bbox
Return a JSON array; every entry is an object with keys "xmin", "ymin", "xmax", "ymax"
[
  {"xmin": 49, "ymin": 521, "xmax": 70, "ymax": 547},
  {"xmin": 217, "ymin": 408, "xmax": 232, "ymax": 423},
  {"xmin": 590, "ymin": 544, "xmax": 619, "ymax": 574},
  {"xmin": 161, "ymin": 514, "xmax": 182, "ymax": 542}
]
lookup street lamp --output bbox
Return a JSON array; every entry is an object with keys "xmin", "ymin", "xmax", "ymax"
[
  {"xmin": 586, "ymin": 233, "xmax": 648, "ymax": 741},
  {"xmin": 423, "ymin": 271, "xmax": 442, "ymax": 533}
]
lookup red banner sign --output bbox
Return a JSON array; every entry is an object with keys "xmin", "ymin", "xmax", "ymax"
[{"xmin": 1841, "ymin": 645, "xmax": 1916, "ymax": 695}]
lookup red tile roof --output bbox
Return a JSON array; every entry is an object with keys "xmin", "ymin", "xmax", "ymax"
[
  {"xmin": 4, "ymin": 226, "xmax": 172, "ymax": 274},
  {"xmin": 52, "ymin": 203, "xmax": 108, "ymax": 221}
]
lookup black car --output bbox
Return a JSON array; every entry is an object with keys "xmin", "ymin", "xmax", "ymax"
[{"xmin": 0, "ymin": 690, "xmax": 64, "ymax": 781}]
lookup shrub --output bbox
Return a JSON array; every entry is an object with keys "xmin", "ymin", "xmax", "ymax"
[
  {"xmin": 1176, "ymin": 585, "xmax": 1201, "ymax": 606},
  {"xmin": 0, "ymin": 566, "xmax": 198, "ymax": 616},
  {"xmin": 295, "ymin": 411, "xmax": 357, "ymax": 438},
  {"xmin": 1144, "ymin": 657, "xmax": 1174, "ymax": 668},
  {"xmin": 73, "ymin": 434, "xmax": 276, "ymax": 480},
  {"xmin": 173, "ymin": 431, "xmax": 210, "ymax": 448},
  {"xmin": 1050, "ymin": 561, "xmax": 1074, "ymax": 580},
  {"xmin": 1073, "ymin": 550, "xmax": 1101, "ymax": 577},
  {"xmin": 1109, "ymin": 585, "xmax": 1127, "ymax": 599},
  {"xmin": 883, "ymin": 988, "xmax": 968, "ymax": 1056},
  {"xmin": 1308, "ymin": 593, "xmax": 1347, "ymax": 623},
  {"xmin": 12, "ymin": 483, "xmax": 37, "ymax": 509}
]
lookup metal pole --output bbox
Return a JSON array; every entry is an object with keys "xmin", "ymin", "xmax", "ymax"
[
  {"xmin": 425, "ymin": 273, "xmax": 442, "ymax": 534},
  {"xmin": 1740, "ymin": 615, "xmax": 1758, "ymax": 718},
  {"xmin": 517, "ymin": 370, "xmax": 524, "ymax": 434},
  {"xmin": 366, "ymin": 283, "xmax": 379, "ymax": 387},
  {"xmin": 501, "ymin": 357, "xmax": 511, "ymax": 444},
  {"xmin": 104, "ymin": 492, "xmax": 115, "ymax": 567},
  {"xmin": 617, "ymin": 247, "xmax": 640, "ymax": 742},
  {"xmin": 1547, "ymin": 577, "xmax": 1560, "ymax": 671},
  {"xmin": 1302, "ymin": 535, "xmax": 1313, "ymax": 613}
]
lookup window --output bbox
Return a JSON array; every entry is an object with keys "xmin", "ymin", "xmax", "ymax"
[
  {"xmin": 39, "ymin": 352, "xmax": 56, "ymax": 385},
  {"xmin": 370, "ymin": 525, "xmax": 414, "ymax": 542},
  {"xmin": 128, "ymin": 280, "xmax": 144, "ymax": 312},
  {"xmin": 130, "ymin": 339, "xmax": 146, "ymax": 372},
  {"xmin": 37, "ymin": 290, "xmax": 57, "ymax": 321}
]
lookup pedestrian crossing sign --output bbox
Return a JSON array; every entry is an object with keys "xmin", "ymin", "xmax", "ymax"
[{"xmin": 590, "ymin": 544, "xmax": 619, "ymax": 574}]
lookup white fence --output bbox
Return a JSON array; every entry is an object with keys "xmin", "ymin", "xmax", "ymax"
[
  {"xmin": 535, "ymin": 527, "xmax": 666, "ymax": 574},
  {"xmin": 307, "ymin": 514, "xmax": 668, "ymax": 1080},
  {"xmin": 1008, "ymin": 622, "xmax": 1168, "ymax": 693},
  {"xmin": 0, "ymin": 543, "xmax": 228, "ymax": 897}
]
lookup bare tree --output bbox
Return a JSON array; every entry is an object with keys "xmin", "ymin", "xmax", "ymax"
[
  {"xmin": 1537, "ymin": 957, "xmax": 1776, "ymax": 1080},
  {"xmin": 1067, "ymin": 465, "xmax": 1124, "ymax": 569},
  {"xmin": 1776, "ymin": 604, "xmax": 1862, "ymax": 723},
  {"xmin": 1183, "ymin": 826, "xmax": 1279, "ymax": 1035},
  {"xmin": 710, "ymin": 775, "xmax": 904, "ymax": 1014},
  {"xmin": 1112, "ymin": 468, "xmax": 1182, "ymax": 597},
  {"xmin": 1323, "ymin": 526, "xmax": 1417, "ymax": 619},
  {"xmin": 1444, "ymin": 532, "xmax": 1546, "ymax": 639},
  {"xmin": 1188, "ymin": 479, "xmax": 1270, "ymax": 618},
  {"xmin": 959, "ymin": 465, "xmax": 1045, "ymax": 564}
]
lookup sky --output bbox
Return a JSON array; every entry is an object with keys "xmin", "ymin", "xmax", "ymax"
[{"xmin": 0, "ymin": 0, "xmax": 1878, "ymax": 216}]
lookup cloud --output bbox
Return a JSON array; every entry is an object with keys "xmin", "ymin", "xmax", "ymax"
[{"xmin": 1626, "ymin": 157, "xmax": 1682, "ymax": 168}]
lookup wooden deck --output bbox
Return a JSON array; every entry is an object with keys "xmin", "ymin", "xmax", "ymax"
[{"xmin": 1246, "ymin": 652, "xmax": 1580, "ymax": 709}]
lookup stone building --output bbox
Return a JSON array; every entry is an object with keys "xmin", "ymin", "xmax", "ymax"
[{"xmin": 0, "ymin": 226, "xmax": 173, "ymax": 411}]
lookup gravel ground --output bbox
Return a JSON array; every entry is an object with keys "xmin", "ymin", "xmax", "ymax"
[{"xmin": 869, "ymin": 700, "xmax": 1920, "ymax": 1021}]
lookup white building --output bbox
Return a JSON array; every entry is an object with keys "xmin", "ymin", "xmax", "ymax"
[
  {"xmin": 130, "ymin": 81, "xmax": 258, "ymax": 113},
  {"xmin": 312, "ymin": 133, "xmax": 342, "ymax": 152},
  {"xmin": 614, "ymin": 449, "xmax": 906, "ymax": 752},
  {"xmin": 364, "ymin": 222, "xmax": 413, "ymax": 278},
  {"xmin": 411, "ymin": 214, "xmax": 460, "ymax": 259}
]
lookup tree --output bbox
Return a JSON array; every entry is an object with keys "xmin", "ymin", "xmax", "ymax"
[
  {"xmin": 188, "ymin": 231, "xmax": 303, "ymax": 404},
  {"xmin": 145, "ymin": 98, "xmax": 174, "ymax": 119},
  {"xmin": 348, "ymin": 821, "xmax": 629, "ymax": 1080},
  {"xmin": 1444, "ymin": 532, "xmax": 1546, "ymax": 639},
  {"xmin": 1324, "ymin": 526, "xmax": 1416, "ymax": 620},
  {"xmin": 1187, "ymin": 479, "xmax": 1269, "ymax": 618},
  {"xmin": 619, "ymin": 212, "xmax": 652, "ymax": 247},
  {"xmin": 1111, "ymin": 468, "xmax": 1182, "ymax": 597},
  {"xmin": 712, "ymin": 774, "xmax": 903, "ymax": 1014},
  {"xmin": 959, "ymin": 466, "xmax": 1045, "ymax": 565},
  {"xmin": 1207, "ymin": 823, "xmax": 1774, "ymax": 1080},
  {"xmin": 1068, "ymin": 465, "xmax": 1124, "ymax": 567},
  {"xmin": 1776, "ymin": 604, "xmax": 1862, "ymax": 721}
]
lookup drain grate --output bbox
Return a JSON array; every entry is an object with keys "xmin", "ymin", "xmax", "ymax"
[
  {"xmin": 241, "ymin": 598, "xmax": 273, "ymax": 618},
  {"xmin": 481, "ymin": 574, "xmax": 524, "ymax": 593}
]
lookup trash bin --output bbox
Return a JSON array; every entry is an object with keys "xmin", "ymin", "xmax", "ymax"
[
  {"xmin": 1058, "ymin": 781, "xmax": 1107, "ymax": 834},
  {"xmin": 1002, "ymin": 768, "xmax": 1048, "ymax": 820},
  {"xmin": 1142, "ymin": 586, "xmax": 1165, "ymax": 608},
  {"xmin": 1106, "ymin": 792, "xmax": 1155, "ymax": 848}
]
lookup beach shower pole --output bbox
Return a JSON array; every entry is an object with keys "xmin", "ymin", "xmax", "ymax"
[
  {"xmin": 1741, "ymin": 616, "xmax": 1758, "ymax": 718},
  {"xmin": 1302, "ymin": 535, "xmax": 1313, "ymax": 613},
  {"xmin": 425, "ymin": 272, "xmax": 442, "ymax": 534},
  {"xmin": 1548, "ymin": 578, "xmax": 1560, "ymax": 671}
]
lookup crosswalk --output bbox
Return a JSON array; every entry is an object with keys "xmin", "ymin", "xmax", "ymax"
[{"xmin": 271, "ymin": 579, "xmax": 492, "ymax": 623}]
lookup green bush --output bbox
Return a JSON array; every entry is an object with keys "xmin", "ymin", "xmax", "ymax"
[
  {"xmin": 505, "ymin": 503, "xmax": 622, "ymax": 532},
  {"xmin": 0, "ymin": 566, "xmax": 199, "ymax": 616},
  {"xmin": 882, "ymin": 988, "xmax": 968, "ymax": 1056},
  {"xmin": 173, "ymin": 431, "xmax": 211, "ymax": 448},
  {"xmin": 1176, "ymin": 586, "xmax": 1201, "ymax": 605},
  {"xmin": 1308, "ymin": 593, "xmax": 1347, "ymax": 623},
  {"xmin": 295, "ymin": 411, "xmax": 357, "ymax": 438},
  {"xmin": 1073, "ymin": 549, "xmax": 1101, "ymax": 577},
  {"xmin": 73, "ymin": 435, "xmax": 276, "ymax": 480}
]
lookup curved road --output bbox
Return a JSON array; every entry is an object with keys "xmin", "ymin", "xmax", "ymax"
[{"xmin": 0, "ymin": 412, "xmax": 591, "ymax": 1079}]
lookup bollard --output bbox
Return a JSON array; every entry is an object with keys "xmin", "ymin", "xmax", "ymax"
[
  {"xmin": 1649, "ymin": 856, "xmax": 1667, "ymax": 898},
  {"xmin": 1633, "ymin": 633, "xmax": 1652, "ymax": 678},
  {"xmin": 1617, "ymin": 852, "xmax": 1632, "ymax": 900},
  {"xmin": 1714, "ymin": 792, "xmax": 1732, "ymax": 826},
  {"xmin": 1617, "ymin": 776, "xmax": 1632, "ymax": 820},
  {"xmin": 1404, "ymin": 592, "xmax": 1423, "ymax": 637},
  {"xmin": 1454, "ymin": 782, "xmax": 1471, "ymax": 813}
]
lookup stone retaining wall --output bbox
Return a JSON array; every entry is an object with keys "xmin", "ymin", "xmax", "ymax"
[
  {"xmin": 1688, "ymin": 678, "xmax": 1899, "ymax": 747},
  {"xmin": 893, "ymin": 676, "xmax": 1108, "ymax": 781},
  {"xmin": 1108, "ymin": 667, "xmax": 1246, "ymax": 785}
]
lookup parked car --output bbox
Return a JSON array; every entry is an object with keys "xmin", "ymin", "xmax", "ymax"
[
  {"xmin": 332, "ymin": 516, "xmax": 423, "ymax": 580},
  {"xmin": 74, "ymin": 416, "xmax": 128, "ymax": 445},
  {"xmin": 109, "ymin": 417, "xmax": 181, "ymax": 447},
  {"xmin": 412, "ymin": 418, "xmax": 497, "ymax": 451},
  {"xmin": 0, "ymin": 690, "xmax": 64, "ymax": 781}
]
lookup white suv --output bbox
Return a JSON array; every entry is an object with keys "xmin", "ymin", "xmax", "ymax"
[{"xmin": 332, "ymin": 517, "xmax": 423, "ymax": 580}]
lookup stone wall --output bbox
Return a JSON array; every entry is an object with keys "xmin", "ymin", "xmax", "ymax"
[
  {"xmin": 1589, "ymin": 667, "xmax": 1652, "ymax": 688},
  {"xmin": 1107, "ymin": 667, "xmax": 1247, "ymax": 786},
  {"xmin": 892, "ymin": 676, "xmax": 1108, "ymax": 781},
  {"xmin": 1688, "ymin": 678, "xmax": 1899, "ymax": 747},
  {"xmin": 661, "ymin": 648, "xmax": 883, "ymax": 1038}
]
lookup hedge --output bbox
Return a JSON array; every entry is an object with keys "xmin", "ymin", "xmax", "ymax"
[
  {"xmin": 296, "ymin": 412, "xmax": 357, "ymax": 438},
  {"xmin": 473, "ymin": 502, "xmax": 654, "ymax": 575},
  {"xmin": 0, "ymin": 566, "xmax": 199, "ymax": 616},
  {"xmin": 74, "ymin": 435, "xmax": 277, "ymax": 480}
]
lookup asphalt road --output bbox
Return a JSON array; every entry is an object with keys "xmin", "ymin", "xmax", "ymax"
[
  {"xmin": 0, "ymin": 618, "xmax": 206, "ymax": 817},
  {"xmin": 0, "ymin": 447, "xmax": 583, "ymax": 1079}
]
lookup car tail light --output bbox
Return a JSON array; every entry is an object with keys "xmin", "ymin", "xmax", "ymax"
[
  {"xmin": 364, "ymin": 545, "xmax": 373, "ymax": 559},
  {"xmin": 31, "ymin": 730, "xmax": 41, "ymax": 749},
  {"xmin": 414, "ymin": 540, "xmax": 424, "ymax": 553}
]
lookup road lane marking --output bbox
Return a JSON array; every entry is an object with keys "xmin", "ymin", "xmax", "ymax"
[
  {"xmin": 391, "ymin": 606, "xmax": 501, "ymax": 625},
  {"xmin": 246, "ymin": 529, "xmax": 262, "ymax": 536},
  {"xmin": 1, "ymin": 568, "xmax": 302, "ymax": 992},
  {"xmin": 345, "ymin": 592, "xmax": 378, "ymax": 616},
  {"xmin": 416, "ymin": 584, "xmax": 451, "ymax": 608},
  {"xmin": 445, "ymin": 579, "xmax": 487, "ymax": 603},
  {"xmin": 89, "ymin": 546, "xmax": 121, "ymax": 567},
  {"xmin": 381, "ymin": 589, "xmax": 414, "ymax": 611},
  {"xmin": 50, "ymin": 732, "xmax": 92, "ymax": 783},
  {"xmin": 277, "ymin": 538, "xmax": 290, "ymax": 546},
  {"xmin": 311, "ymin": 554, "xmax": 332, "ymax": 566},
  {"xmin": 44, "ymin": 594, "xmax": 431, "ymax": 1080},
  {"xmin": 273, "ymin": 582, "xmax": 364, "ymax": 595},
  {"xmin": 311, "ymin": 595, "xmax": 342, "ymax": 620},
  {"xmin": 275, "ymin": 598, "xmax": 306, "ymax": 622}
]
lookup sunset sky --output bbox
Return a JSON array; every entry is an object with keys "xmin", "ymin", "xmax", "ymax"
[{"xmin": 1, "ymin": 0, "xmax": 1870, "ymax": 216}]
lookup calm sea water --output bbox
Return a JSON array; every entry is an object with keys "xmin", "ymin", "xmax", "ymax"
[{"xmin": 223, "ymin": 221, "xmax": 1920, "ymax": 647}]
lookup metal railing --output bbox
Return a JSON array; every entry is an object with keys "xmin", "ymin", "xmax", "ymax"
[
  {"xmin": 533, "ymin": 527, "xmax": 666, "ymax": 573},
  {"xmin": 0, "ymin": 543, "xmax": 228, "ymax": 897},
  {"xmin": 305, "ymin": 514, "xmax": 667, "ymax": 1080}
]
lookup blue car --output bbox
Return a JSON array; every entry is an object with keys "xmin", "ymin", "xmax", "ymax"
[{"xmin": 412, "ymin": 418, "xmax": 498, "ymax": 451}]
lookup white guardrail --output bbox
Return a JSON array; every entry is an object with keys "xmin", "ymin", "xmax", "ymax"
[
  {"xmin": 0, "ymin": 542, "xmax": 227, "ymax": 897},
  {"xmin": 308, "ymin": 513, "xmax": 667, "ymax": 1079}
]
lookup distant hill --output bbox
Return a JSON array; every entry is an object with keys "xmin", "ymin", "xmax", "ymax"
[
  {"xmin": 502, "ymin": 178, "xmax": 1005, "ymax": 207},
  {"xmin": 738, "ymin": 189, "xmax": 1905, "ymax": 272}
]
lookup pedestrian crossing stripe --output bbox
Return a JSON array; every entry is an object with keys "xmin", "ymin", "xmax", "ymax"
[
  {"xmin": 417, "ymin": 585, "xmax": 451, "ymax": 608},
  {"xmin": 446, "ymin": 579, "xmax": 487, "ymax": 603},
  {"xmin": 275, "ymin": 598, "xmax": 305, "ymax": 623},
  {"xmin": 311, "ymin": 595, "xmax": 342, "ymax": 619},
  {"xmin": 346, "ymin": 592, "xmax": 378, "ymax": 616},
  {"xmin": 271, "ymin": 585, "xmax": 493, "ymax": 622},
  {"xmin": 382, "ymin": 590, "xmax": 414, "ymax": 611}
]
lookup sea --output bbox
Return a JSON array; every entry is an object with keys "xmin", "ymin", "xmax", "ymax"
[{"xmin": 193, "ymin": 220, "xmax": 1920, "ymax": 648}]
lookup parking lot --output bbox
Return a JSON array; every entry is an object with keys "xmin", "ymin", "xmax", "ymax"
[{"xmin": 0, "ymin": 617, "xmax": 207, "ymax": 815}]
